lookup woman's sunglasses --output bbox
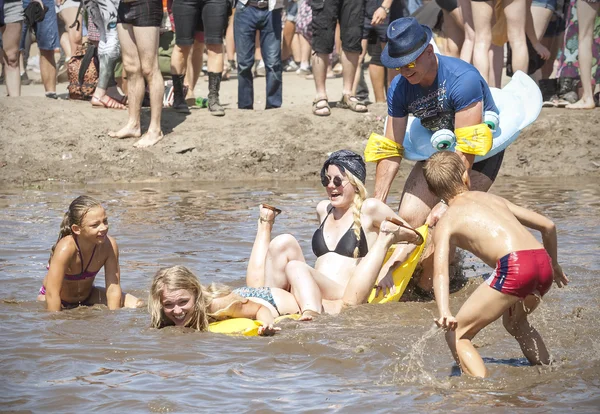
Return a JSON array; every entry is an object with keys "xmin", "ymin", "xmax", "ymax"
[{"xmin": 321, "ymin": 175, "xmax": 345, "ymax": 187}]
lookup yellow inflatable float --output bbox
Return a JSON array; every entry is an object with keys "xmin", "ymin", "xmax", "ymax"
[{"xmin": 209, "ymin": 225, "xmax": 428, "ymax": 335}]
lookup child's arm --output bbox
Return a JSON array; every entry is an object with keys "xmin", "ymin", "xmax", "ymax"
[
  {"xmin": 45, "ymin": 242, "xmax": 71, "ymax": 312},
  {"xmin": 432, "ymin": 224, "xmax": 458, "ymax": 330},
  {"xmin": 503, "ymin": 200, "xmax": 569, "ymax": 287},
  {"xmin": 104, "ymin": 237, "xmax": 123, "ymax": 310}
]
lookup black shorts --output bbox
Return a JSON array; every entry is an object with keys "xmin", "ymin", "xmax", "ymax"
[
  {"xmin": 472, "ymin": 150, "xmax": 504, "ymax": 182},
  {"xmin": 311, "ymin": 0, "xmax": 364, "ymax": 54},
  {"xmin": 362, "ymin": 16, "xmax": 388, "ymax": 44},
  {"xmin": 368, "ymin": 41, "xmax": 383, "ymax": 66},
  {"xmin": 172, "ymin": 0, "xmax": 231, "ymax": 45},
  {"xmin": 118, "ymin": 0, "xmax": 163, "ymax": 27},
  {"xmin": 435, "ymin": 0, "xmax": 457, "ymax": 12}
]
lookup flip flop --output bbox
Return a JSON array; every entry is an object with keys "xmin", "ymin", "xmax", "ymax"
[
  {"xmin": 260, "ymin": 203, "xmax": 282, "ymax": 223},
  {"xmin": 385, "ymin": 216, "xmax": 424, "ymax": 246}
]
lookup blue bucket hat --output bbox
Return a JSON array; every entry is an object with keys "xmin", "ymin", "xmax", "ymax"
[{"xmin": 381, "ymin": 17, "xmax": 433, "ymax": 69}]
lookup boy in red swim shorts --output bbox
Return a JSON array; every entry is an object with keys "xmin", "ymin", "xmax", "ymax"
[{"xmin": 422, "ymin": 151, "xmax": 569, "ymax": 378}]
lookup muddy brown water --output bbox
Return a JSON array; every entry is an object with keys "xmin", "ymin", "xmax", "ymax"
[{"xmin": 0, "ymin": 177, "xmax": 599, "ymax": 412}]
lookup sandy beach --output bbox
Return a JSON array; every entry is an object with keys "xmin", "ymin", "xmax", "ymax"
[{"xmin": 1, "ymin": 71, "xmax": 599, "ymax": 188}]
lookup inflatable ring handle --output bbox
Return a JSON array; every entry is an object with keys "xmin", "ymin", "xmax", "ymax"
[{"xmin": 385, "ymin": 216, "xmax": 425, "ymax": 246}]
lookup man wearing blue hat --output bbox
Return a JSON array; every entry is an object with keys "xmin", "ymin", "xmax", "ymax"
[{"xmin": 370, "ymin": 17, "xmax": 503, "ymax": 295}]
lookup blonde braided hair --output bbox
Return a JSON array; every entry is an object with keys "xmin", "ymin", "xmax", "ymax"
[{"xmin": 344, "ymin": 171, "xmax": 368, "ymax": 259}]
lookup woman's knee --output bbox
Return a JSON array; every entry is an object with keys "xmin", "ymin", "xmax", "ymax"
[
  {"xmin": 269, "ymin": 234, "xmax": 300, "ymax": 256},
  {"xmin": 502, "ymin": 312, "xmax": 530, "ymax": 337}
]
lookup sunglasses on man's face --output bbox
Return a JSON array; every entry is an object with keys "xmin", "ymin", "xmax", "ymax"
[
  {"xmin": 321, "ymin": 175, "xmax": 346, "ymax": 187},
  {"xmin": 395, "ymin": 61, "xmax": 416, "ymax": 71}
]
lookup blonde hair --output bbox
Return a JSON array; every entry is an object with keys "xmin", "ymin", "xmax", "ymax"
[
  {"xmin": 422, "ymin": 152, "xmax": 468, "ymax": 202},
  {"xmin": 148, "ymin": 265, "xmax": 235, "ymax": 331},
  {"xmin": 49, "ymin": 195, "xmax": 102, "ymax": 264},
  {"xmin": 345, "ymin": 170, "xmax": 368, "ymax": 259}
]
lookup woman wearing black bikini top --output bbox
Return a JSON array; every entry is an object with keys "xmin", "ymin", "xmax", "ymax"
[{"xmin": 244, "ymin": 150, "xmax": 423, "ymax": 317}]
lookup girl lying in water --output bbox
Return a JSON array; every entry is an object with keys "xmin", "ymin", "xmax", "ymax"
[
  {"xmin": 37, "ymin": 195, "xmax": 142, "ymax": 311},
  {"xmin": 246, "ymin": 150, "xmax": 424, "ymax": 316},
  {"xmin": 148, "ymin": 265, "xmax": 299, "ymax": 336}
]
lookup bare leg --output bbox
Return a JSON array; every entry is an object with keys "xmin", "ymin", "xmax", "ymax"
[
  {"xmin": 471, "ymin": 0, "xmax": 494, "ymax": 83},
  {"xmin": 458, "ymin": 0, "xmax": 475, "ymax": 63},
  {"xmin": 369, "ymin": 63, "xmax": 386, "ymax": 102},
  {"xmin": 39, "ymin": 49, "xmax": 57, "ymax": 93},
  {"xmin": 1, "ymin": 22, "xmax": 22, "ymax": 96},
  {"xmin": 186, "ymin": 41, "xmax": 204, "ymax": 101},
  {"xmin": 442, "ymin": 8, "xmax": 465, "ymax": 58},
  {"xmin": 502, "ymin": 296, "xmax": 551, "ymax": 365},
  {"xmin": 132, "ymin": 26, "xmax": 164, "ymax": 148},
  {"xmin": 352, "ymin": 39, "xmax": 368, "ymax": 96},
  {"xmin": 110, "ymin": 24, "xmax": 143, "ymax": 139},
  {"xmin": 504, "ymin": 0, "xmax": 529, "ymax": 74},
  {"xmin": 246, "ymin": 205, "xmax": 280, "ymax": 287},
  {"xmin": 226, "ymin": 9, "xmax": 235, "ymax": 62},
  {"xmin": 343, "ymin": 220, "xmax": 418, "ymax": 306},
  {"xmin": 285, "ymin": 261, "xmax": 324, "ymax": 314},
  {"xmin": 206, "ymin": 43, "xmax": 224, "ymax": 73},
  {"xmin": 282, "ymin": 20, "xmax": 296, "ymax": 61},
  {"xmin": 298, "ymin": 34, "xmax": 311, "ymax": 69},
  {"xmin": 445, "ymin": 283, "xmax": 521, "ymax": 377},
  {"xmin": 59, "ymin": 7, "xmax": 83, "ymax": 56},
  {"xmin": 262, "ymin": 235, "xmax": 306, "ymax": 289},
  {"xmin": 313, "ymin": 52, "xmax": 330, "ymax": 113},
  {"xmin": 566, "ymin": 0, "xmax": 600, "ymax": 109},
  {"xmin": 489, "ymin": 43, "xmax": 503, "ymax": 88}
]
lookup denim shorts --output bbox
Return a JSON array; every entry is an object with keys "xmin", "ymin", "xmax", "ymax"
[
  {"xmin": 532, "ymin": 0, "xmax": 557, "ymax": 11},
  {"xmin": 286, "ymin": 0, "xmax": 298, "ymax": 22},
  {"xmin": 20, "ymin": 0, "xmax": 60, "ymax": 51}
]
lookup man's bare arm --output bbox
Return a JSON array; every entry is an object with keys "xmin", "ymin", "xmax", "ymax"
[{"xmin": 374, "ymin": 115, "xmax": 408, "ymax": 202}]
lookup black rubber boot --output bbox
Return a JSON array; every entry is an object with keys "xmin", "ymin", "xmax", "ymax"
[
  {"xmin": 539, "ymin": 78, "xmax": 557, "ymax": 107},
  {"xmin": 172, "ymin": 74, "xmax": 190, "ymax": 114},
  {"xmin": 208, "ymin": 71, "xmax": 225, "ymax": 117}
]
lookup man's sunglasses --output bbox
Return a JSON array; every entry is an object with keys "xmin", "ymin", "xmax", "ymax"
[
  {"xmin": 321, "ymin": 175, "xmax": 345, "ymax": 187},
  {"xmin": 395, "ymin": 61, "xmax": 416, "ymax": 71}
]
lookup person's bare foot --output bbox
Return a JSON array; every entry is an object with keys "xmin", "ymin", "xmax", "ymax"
[
  {"xmin": 133, "ymin": 130, "xmax": 164, "ymax": 148},
  {"xmin": 109, "ymin": 124, "xmax": 141, "ymax": 139},
  {"xmin": 566, "ymin": 98, "xmax": 596, "ymax": 109},
  {"xmin": 299, "ymin": 309, "xmax": 319, "ymax": 321}
]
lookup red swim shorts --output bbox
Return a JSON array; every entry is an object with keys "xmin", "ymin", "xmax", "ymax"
[{"xmin": 485, "ymin": 249, "xmax": 554, "ymax": 298}]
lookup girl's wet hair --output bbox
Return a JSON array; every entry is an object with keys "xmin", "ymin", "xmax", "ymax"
[
  {"xmin": 49, "ymin": 195, "xmax": 103, "ymax": 264},
  {"xmin": 148, "ymin": 265, "xmax": 234, "ymax": 331}
]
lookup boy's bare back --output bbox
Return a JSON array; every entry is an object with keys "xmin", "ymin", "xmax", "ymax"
[{"xmin": 435, "ymin": 191, "xmax": 547, "ymax": 267}]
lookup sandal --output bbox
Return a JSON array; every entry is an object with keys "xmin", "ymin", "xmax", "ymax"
[
  {"xmin": 384, "ymin": 216, "xmax": 424, "ymax": 246},
  {"xmin": 312, "ymin": 98, "xmax": 331, "ymax": 117},
  {"xmin": 91, "ymin": 94, "xmax": 127, "ymax": 110},
  {"xmin": 259, "ymin": 203, "xmax": 282, "ymax": 223},
  {"xmin": 338, "ymin": 94, "xmax": 368, "ymax": 113}
]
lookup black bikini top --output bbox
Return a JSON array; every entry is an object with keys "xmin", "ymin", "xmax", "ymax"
[{"xmin": 311, "ymin": 207, "xmax": 369, "ymax": 258}]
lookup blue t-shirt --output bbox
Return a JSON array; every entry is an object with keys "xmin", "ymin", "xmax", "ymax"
[{"xmin": 387, "ymin": 55, "xmax": 498, "ymax": 132}]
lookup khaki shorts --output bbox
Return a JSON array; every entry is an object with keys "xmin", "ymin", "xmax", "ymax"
[{"xmin": 3, "ymin": 1, "xmax": 24, "ymax": 24}]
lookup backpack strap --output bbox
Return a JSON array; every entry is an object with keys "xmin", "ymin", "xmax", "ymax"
[
  {"xmin": 69, "ymin": 0, "xmax": 83, "ymax": 30},
  {"xmin": 78, "ymin": 44, "xmax": 96, "ymax": 85}
]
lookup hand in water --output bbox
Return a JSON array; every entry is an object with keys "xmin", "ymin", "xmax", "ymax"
[
  {"xmin": 375, "ymin": 270, "xmax": 396, "ymax": 297},
  {"xmin": 258, "ymin": 324, "xmax": 280, "ymax": 336},
  {"xmin": 553, "ymin": 263, "xmax": 569, "ymax": 288},
  {"xmin": 435, "ymin": 313, "xmax": 457, "ymax": 331}
]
